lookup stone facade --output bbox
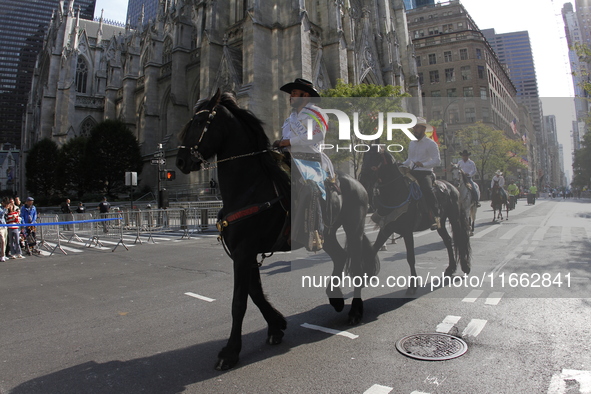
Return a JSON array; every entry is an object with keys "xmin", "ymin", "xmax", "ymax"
[{"xmin": 23, "ymin": 0, "xmax": 419, "ymax": 197}]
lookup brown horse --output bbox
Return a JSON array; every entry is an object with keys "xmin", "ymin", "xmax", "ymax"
[{"xmin": 490, "ymin": 181, "xmax": 509, "ymax": 221}]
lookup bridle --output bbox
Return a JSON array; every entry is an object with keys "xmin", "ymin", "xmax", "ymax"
[{"xmin": 178, "ymin": 106, "xmax": 268, "ymax": 170}]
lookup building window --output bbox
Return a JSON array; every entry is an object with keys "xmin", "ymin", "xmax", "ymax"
[
  {"xmin": 444, "ymin": 51, "xmax": 452, "ymax": 62},
  {"xmin": 457, "ymin": 22, "xmax": 464, "ymax": 29},
  {"xmin": 429, "ymin": 70, "xmax": 440, "ymax": 83},
  {"xmin": 418, "ymin": 72, "xmax": 424, "ymax": 85},
  {"xmin": 443, "ymin": 23, "xmax": 453, "ymax": 33},
  {"xmin": 476, "ymin": 48, "xmax": 482, "ymax": 59},
  {"xmin": 416, "ymin": 56, "xmax": 421, "ymax": 67},
  {"xmin": 463, "ymin": 86, "xmax": 474, "ymax": 97},
  {"xmin": 478, "ymin": 65, "xmax": 485, "ymax": 79},
  {"xmin": 429, "ymin": 53, "xmax": 437, "ymax": 65},
  {"xmin": 460, "ymin": 48, "xmax": 468, "ymax": 60},
  {"xmin": 80, "ymin": 118, "xmax": 96, "ymax": 136},
  {"xmin": 76, "ymin": 57, "xmax": 88, "ymax": 93},
  {"xmin": 465, "ymin": 107, "xmax": 476, "ymax": 122},
  {"xmin": 428, "ymin": 26, "xmax": 439, "ymax": 35},
  {"xmin": 445, "ymin": 68, "xmax": 455, "ymax": 82},
  {"xmin": 461, "ymin": 65, "xmax": 471, "ymax": 80},
  {"xmin": 447, "ymin": 88, "xmax": 457, "ymax": 97},
  {"xmin": 449, "ymin": 109, "xmax": 459, "ymax": 123},
  {"xmin": 162, "ymin": 37, "xmax": 173, "ymax": 64},
  {"xmin": 480, "ymin": 87, "xmax": 487, "ymax": 99}
]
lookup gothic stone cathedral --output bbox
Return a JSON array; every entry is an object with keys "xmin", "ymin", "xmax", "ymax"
[{"xmin": 24, "ymin": 0, "xmax": 419, "ymax": 196}]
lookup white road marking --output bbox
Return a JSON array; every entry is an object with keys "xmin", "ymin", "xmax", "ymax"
[
  {"xmin": 363, "ymin": 384, "xmax": 393, "ymax": 394},
  {"xmin": 301, "ymin": 323, "xmax": 358, "ymax": 339},
  {"xmin": 532, "ymin": 226, "xmax": 550, "ymax": 241},
  {"xmin": 519, "ymin": 254, "xmax": 531, "ymax": 260},
  {"xmin": 472, "ymin": 224, "xmax": 501, "ymax": 239},
  {"xmin": 462, "ymin": 319, "xmax": 487, "ymax": 337},
  {"xmin": 485, "ymin": 292, "xmax": 504, "ymax": 305},
  {"xmin": 184, "ymin": 292, "xmax": 215, "ymax": 302},
  {"xmin": 499, "ymin": 225, "xmax": 527, "ymax": 240},
  {"xmin": 42, "ymin": 241, "xmax": 84, "ymax": 253},
  {"xmin": 462, "ymin": 290, "xmax": 483, "ymax": 303},
  {"xmin": 410, "ymin": 391, "xmax": 431, "ymax": 394},
  {"xmin": 548, "ymin": 369, "xmax": 591, "ymax": 394},
  {"xmin": 561, "ymin": 226, "xmax": 572, "ymax": 244},
  {"xmin": 436, "ymin": 315, "xmax": 461, "ymax": 333}
]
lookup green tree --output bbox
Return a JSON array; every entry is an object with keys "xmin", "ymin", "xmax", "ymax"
[
  {"xmin": 572, "ymin": 132, "xmax": 591, "ymax": 189},
  {"xmin": 455, "ymin": 122, "xmax": 527, "ymax": 182},
  {"xmin": 320, "ymin": 80, "xmax": 410, "ymax": 177},
  {"xmin": 55, "ymin": 136, "xmax": 89, "ymax": 199},
  {"xmin": 25, "ymin": 138, "xmax": 59, "ymax": 200},
  {"xmin": 84, "ymin": 120, "xmax": 143, "ymax": 196}
]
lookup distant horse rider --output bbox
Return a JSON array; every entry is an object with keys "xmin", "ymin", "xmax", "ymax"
[
  {"xmin": 457, "ymin": 149, "xmax": 481, "ymax": 207},
  {"xmin": 490, "ymin": 170, "xmax": 508, "ymax": 203},
  {"xmin": 401, "ymin": 117, "xmax": 441, "ymax": 231},
  {"xmin": 273, "ymin": 78, "xmax": 334, "ymax": 251}
]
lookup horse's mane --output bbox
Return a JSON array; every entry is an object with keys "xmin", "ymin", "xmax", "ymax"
[{"xmin": 178, "ymin": 92, "xmax": 270, "ymax": 151}]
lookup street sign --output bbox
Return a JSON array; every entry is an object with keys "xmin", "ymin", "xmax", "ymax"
[{"xmin": 151, "ymin": 158, "xmax": 165, "ymax": 165}]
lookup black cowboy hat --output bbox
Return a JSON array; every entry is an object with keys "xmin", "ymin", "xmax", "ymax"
[
  {"xmin": 280, "ymin": 78, "xmax": 320, "ymax": 97},
  {"xmin": 460, "ymin": 149, "xmax": 471, "ymax": 156}
]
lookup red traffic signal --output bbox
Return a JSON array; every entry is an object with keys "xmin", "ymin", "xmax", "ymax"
[{"xmin": 165, "ymin": 170, "xmax": 176, "ymax": 180}]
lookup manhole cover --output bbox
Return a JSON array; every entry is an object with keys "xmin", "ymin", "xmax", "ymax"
[{"xmin": 396, "ymin": 333, "xmax": 468, "ymax": 361}]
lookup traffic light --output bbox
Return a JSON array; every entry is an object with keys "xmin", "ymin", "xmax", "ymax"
[{"xmin": 165, "ymin": 170, "xmax": 176, "ymax": 181}]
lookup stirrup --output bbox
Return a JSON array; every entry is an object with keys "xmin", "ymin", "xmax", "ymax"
[
  {"xmin": 308, "ymin": 230, "xmax": 323, "ymax": 252},
  {"xmin": 430, "ymin": 217, "xmax": 441, "ymax": 231}
]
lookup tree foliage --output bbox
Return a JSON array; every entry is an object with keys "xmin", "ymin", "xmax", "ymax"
[
  {"xmin": 455, "ymin": 122, "xmax": 527, "ymax": 182},
  {"xmin": 572, "ymin": 132, "xmax": 591, "ymax": 189},
  {"xmin": 55, "ymin": 136, "xmax": 88, "ymax": 199},
  {"xmin": 320, "ymin": 80, "xmax": 410, "ymax": 177},
  {"xmin": 84, "ymin": 120, "xmax": 143, "ymax": 196},
  {"xmin": 25, "ymin": 120, "xmax": 143, "ymax": 201},
  {"xmin": 25, "ymin": 138, "xmax": 59, "ymax": 199}
]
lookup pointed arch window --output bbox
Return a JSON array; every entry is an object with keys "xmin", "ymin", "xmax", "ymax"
[
  {"xmin": 162, "ymin": 37, "xmax": 172, "ymax": 64},
  {"xmin": 76, "ymin": 57, "xmax": 88, "ymax": 93},
  {"xmin": 80, "ymin": 117, "xmax": 96, "ymax": 137}
]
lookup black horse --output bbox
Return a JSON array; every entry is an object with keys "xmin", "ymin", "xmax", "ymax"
[
  {"xmin": 176, "ymin": 90, "xmax": 378, "ymax": 370},
  {"xmin": 370, "ymin": 158, "xmax": 472, "ymax": 294}
]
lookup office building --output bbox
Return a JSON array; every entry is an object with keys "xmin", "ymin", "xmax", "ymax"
[
  {"xmin": 407, "ymin": 0, "xmax": 519, "ymax": 179},
  {"xmin": 0, "ymin": 0, "xmax": 96, "ymax": 148},
  {"xmin": 126, "ymin": 0, "xmax": 158, "ymax": 28}
]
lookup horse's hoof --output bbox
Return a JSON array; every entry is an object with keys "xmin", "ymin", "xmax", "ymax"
[
  {"xmin": 267, "ymin": 331, "xmax": 284, "ymax": 345},
  {"xmin": 444, "ymin": 267, "xmax": 455, "ymax": 277},
  {"xmin": 329, "ymin": 297, "xmax": 345, "ymax": 312},
  {"xmin": 215, "ymin": 356, "xmax": 239, "ymax": 371},
  {"xmin": 348, "ymin": 314, "xmax": 362, "ymax": 326},
  {"xmin": 348, "ymin": 299, "xmax": 363, "ymax": 325},
  {"xmin": 326, "ymin": 287, "xmax": 344, "ymax": 312},
  {"xmin": 469, "ymin": 231, "xmax": 474, "ymax": 236}
]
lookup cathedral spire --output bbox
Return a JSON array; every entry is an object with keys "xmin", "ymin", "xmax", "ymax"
[{"xmin": 97, "ymin": 9, "xmax": 104, "ymax": 43}]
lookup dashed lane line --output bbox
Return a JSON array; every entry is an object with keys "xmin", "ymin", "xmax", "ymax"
[
  {"xmin": 300, "ymin": 323, "xmax": 358, "ymax": 339},
  {"xmin": 184, "ymin": 292, "xmax": 215, "ymax": 302},
  {"xmin": 436, "ymin": 315, "xmax": 461, "ymax": 334},
  {"xmin": 462, "ymin": 290, "xmax": 484, "ymax": 303},
  {"xmin": 363, "ymin": 384, "xmax": 393, "ymax": 394},
  {"xmin": 461, "ymin": 319, "xmax": 487, "ymax": 338},
  {"xmin": 484, "ymin": 292, "xmax": 504, "ymax": 306}
]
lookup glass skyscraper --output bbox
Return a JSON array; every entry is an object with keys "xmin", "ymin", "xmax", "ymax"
[
  {"xmin": 126, "ymin": 0, "xmax": 158, "ymax": 28},
  {"xmin": 0, "ymin": 0, "xmax": 96, "ymax": 148},
  {"xmin": 404, "ymin": 0, "xmax": 435, "ymax": 10}
]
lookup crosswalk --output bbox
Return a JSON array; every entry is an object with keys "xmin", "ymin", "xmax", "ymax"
[{"xmin": 30, "ymin": 231, "xmax": 218, "ymax": 256}]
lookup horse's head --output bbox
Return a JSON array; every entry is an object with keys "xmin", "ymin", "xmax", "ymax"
[
  {"xmin": 176, "ymin": 89, "xmax": 224, "ymax": 174},
  {"xmin": 450, "ymin": 163, "xmax": 460, "ymax": 184}
]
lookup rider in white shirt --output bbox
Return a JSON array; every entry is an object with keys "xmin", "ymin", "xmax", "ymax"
[
  {"xmin": 402, "ymin": 117, "xmax": 441, "ymax": 230},
  {"xmin": 457, "ymin": 149, "xmax": 480, "ymax": 207},
  {"xmin": 491, "ymin": 170, "xmax": 508, "ymax": 202}
]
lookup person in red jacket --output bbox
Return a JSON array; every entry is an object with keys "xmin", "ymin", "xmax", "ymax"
[{"xmin": 5, "ymin": 198, "xmax": 23, "ymax": 259}]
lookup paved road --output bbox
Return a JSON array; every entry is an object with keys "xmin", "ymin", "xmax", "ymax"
[{"xmin": 1, "ymin": 198, "xmax": 590, "ymax": 393}]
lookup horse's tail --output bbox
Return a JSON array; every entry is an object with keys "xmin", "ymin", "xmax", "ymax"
[{"xmin": 449, "ymin": 188, "xmax": 472, "ymax": 274}]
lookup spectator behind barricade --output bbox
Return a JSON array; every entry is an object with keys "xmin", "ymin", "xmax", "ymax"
[
  {"xmin": 6, "ymin": 199, "xmax": 23, "ymax": 259},
  {"xmin": 14, "ymin": 197, "xmax": 22, "ymax": 212},
  {"xmin": 0, "ymin": 198, "xmax": 8, "ymax": 262},
  {"xmin": 76, "ymin": 202, "xmax": 86, "ymax": 214},
  {"xmin": 98, "ymin": 197, "xmax": 110, "ymax": 233},
  {"xmin": 61, "ymin": 198, "xmax": 72, "ymax": 214},
  {"xmin": 21, "ymin": 197, "xmax": 37, "ymax": 225}
]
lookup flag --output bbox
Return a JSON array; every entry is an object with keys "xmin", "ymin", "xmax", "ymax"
[
  {"xmin": 510, "ymin": 118, "xmax": 518, "ymax": 135},
  {"xmin": 426, "ymin": 126, "xmax": 439, "ymax": 144}
]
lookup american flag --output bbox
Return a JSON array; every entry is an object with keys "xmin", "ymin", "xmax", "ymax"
[{"xmin": 510, "ymin": 118, "xmax": 518, "ymax": 135}]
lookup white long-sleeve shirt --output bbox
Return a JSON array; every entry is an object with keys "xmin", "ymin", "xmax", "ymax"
[
  {"xmin": 402, "ymin": 136, "xmax": 441, "ymax": 172},
  {"xmin": 491, "ymin": 175, "xmax": 505, "ymax": 188},
  {"xmin": 457, "ymin": 158, "xmax": 477, "ymax": 177},
  {"xmin": 281, "ymin": 105, "xmax": 326, "ymax": 154}
]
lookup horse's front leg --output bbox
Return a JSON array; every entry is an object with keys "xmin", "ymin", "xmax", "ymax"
[
  {"xmin": 403, "ymin": 233, "xmax": 418, "ymax": 296},
  {"xmin": 215, "ymin": 256, "xmax": 252, "ymax": 371},
  {"xmin": 248, "ymin": 266, "xmax": 286, "ymax": 345},
  {"xmin": 437, "ymin": 216, "xmax": 457, "ymax": 277},
  {"xmin": 322, "ymin": 230, "xmax": 346, "ymax": 313}
]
